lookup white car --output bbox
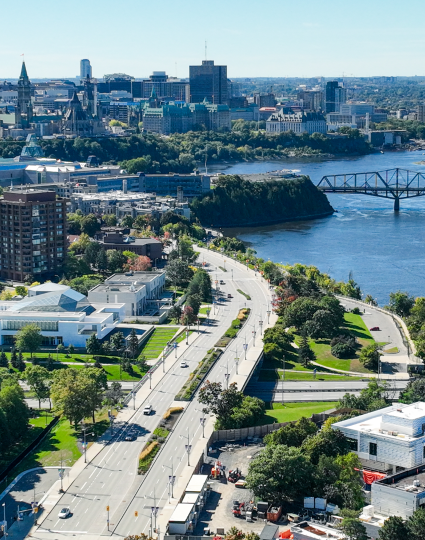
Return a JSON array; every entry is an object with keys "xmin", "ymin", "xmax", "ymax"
[
  {"xmin": 58, "ymin": 507, "xmax": 70, "ymax": 519},
  {"xmin": 143, "ymin": 404, "xmax": 153, "ymax": 415},
  {"xmin": 180, "ymin": 361, "xmax": 188, "ymax": 368}
]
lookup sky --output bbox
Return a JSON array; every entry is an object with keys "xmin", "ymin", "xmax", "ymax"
[{"xmin": 4, "ymin": 0, "xmax": 425, "ymax": 79}]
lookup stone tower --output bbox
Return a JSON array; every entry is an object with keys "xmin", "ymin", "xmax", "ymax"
[{"xmin": 15, "ymin": 62, "xmax": 33, "ymax": 128}]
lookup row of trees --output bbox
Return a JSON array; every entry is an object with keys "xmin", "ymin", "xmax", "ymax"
[{"xmin": 0, "ymin": 369, "xmax": 29, "ymax": 452}]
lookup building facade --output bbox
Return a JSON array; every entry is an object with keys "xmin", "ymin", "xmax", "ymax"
[
  {"xmin": 325, "ymin": 81, "xmax": 346, "ymax": 113},
  {"xmin": 189, "ymin": 60, "xmax": 228, "ymax": 104},
  {"xmin": 332, "ymin": 402, "xmax": 425, "ymax": 473},
  {"xmin": 266, "ymin": 111, "xmax": 327, "ymax": 135},
  {"xmin": 15, "ymin": 62, "xmax": 33, "ymax": 128},
  {"xmin": 138, "ymin": 172, "xmax": 210, "ymax": 198},
  {"xmin": 0, "ymin": 191, "xmax": 67, "ymax": 282},
  {"xmin": 80, "ymin": 59, "xmax": 92, "ymax": 80}
]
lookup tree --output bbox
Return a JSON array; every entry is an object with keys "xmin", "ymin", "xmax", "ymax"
[
  {"xmin": 24, "ymin": 365, "xmax": 51, "ymax": 408},
  {"xmin": 63, "ymin": 252, "xmax": 91, "ymax": 279},
  {"xmin": 46, "ymin": 354, "xmax": 54, "ymax": 372},
  {"xmin": 86, "ymin": 334, "xmax": 103, "ymax": 355},
  {"xmin": 10, "ymin": 348, "xmax": 18, "ymax": 370},
  {"xmin": 96, "ymin": 249, "xmax": 108, "ymax": 273},
  {"xmin": 127, "ymin": 329, "xmax": 139, "ymax": 360},
  {"xmin": 180, "ymin": 305, "xmax": 197, "ymax": 326},
  {"xmin": 305, "ymin": 309, "xmax": 339, "ymax": 339},
  {"xmin": 68, "ymin": 344, "xmax": 75, "ymax": 356},
  {"xmin": 110, "ymin": 331, "xmax": 125, "ymax": 353},
  {"xmin": 185, "ymin": 294, "xmax": 202, "ymax": 317},
  {"xmin": 83, "ymin": 242, "xmax": 103, "ymax": 267},
  {"xmin": 246, "ymin": 445, "xmax": 315, "ymax": 504},
  {"xmin": 103, "ymin": 214, "xmax": 117, "ymax": 227},
  {"xmin": 301, "ymin": 423, "xmax": 350, "ymax": 464},
  {"xmin": 51, "ymin": 369, "xmax": 91, "ymax": 427},
  {"xmin": 387, "ymin": 291, "xmax": 415, "ymax": 317},
  {"xmin": 0, "ymin": 351, "xmax": 8, "ymax": 368},
  {"xmin": 105, "ymin": 381, "xmax": 123, "ymax": 407},
  {"xmin": 264, "ymin": 416, "xmax": 318, "ymax": 447},
  {"xmin": 199, "ymin": 381, "xmax": 244, "ymax": 429},
  {"xmin": 407, "ymin": 507, "xmax": 425, "ymax": 540},
  {"xmin": 16, "ymin": 351, "xmax": 26, "ymax": 372},
  {"xmin": 364, "ymin": 294, "xmax": 378, "ymax": 306},
  {"xmin": 129, "ymin": 255, "xmax": 152, "ymax": 272},
  {"xmin": 229, "ymin": 396, "xmax": 266, "ymax": 428},
  {"xmin": 69, "ymin": 233, "xmax": 91, "ymax": 254},
  {"xmin": 80, "ymin": 214, "xmax": 100, "ymax": 237},
  {"xmin": 298, "ymin": 326, "xmax": 316, "ymax": 367},
  {"xmin": 282, "ymin": 297, "xmax": 322, "ymax": 329},
  {"xmin": 378, "ymin": 516, "xmax": 408, "ymax": 540},
  {"xmin": 15, "ymin": 286, "xmax": 28, "ymax": 297},
  {"xmin": 107, "ymin": 250, "xmax": 127, "ymax": 273},
  {"xmin": 359, "ymin": 343, "xmax": 381, "ymax": 371},
  {"xmin": 0, "ymin": 382, "xmax": 29, "ymax": 442},
  {"xmin": 187, "ymin": 270, "xmax": 212, "ymax": 303},
  {"xmin": 166, "ymin": 259, "xmax": 194, "ymax": 288},
  {"xmin": 80, "ymin": 367, "xmax": 108, "ymax": 423},
  {"xmin": 400, "ymin": 378, "xmax": 425, "ymax": 404},
  {"xmin": 339, "ymin": 517, "xmax": 368, "ymax": 540},
  {"xmin": 168, "ymin": 304, "xmax": 182, "ymax": 322},
  {"xmin": 15, "ymin": 323, "xmax": 42, "ymax": 361},
  {"xmin": 70, "ymin": 274, "xmax": 103, "ymax": 295},
  {"xmin": 121, "ymin": 215, "xmax": 134, "ymax": 228}
]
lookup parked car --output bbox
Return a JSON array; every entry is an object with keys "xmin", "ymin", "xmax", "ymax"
[
  {"xmin": 370, "ymin": 326, "xmax": 380, "ymax": 331},
  {"xmin": 143, "ymin": 404, "xmax": 153, "ymax": 415},
  {"xmin": 227, "ymin": 294, "xmax": 232, "ymax": 299},
  {"xmin": 180, "ymin": 361, "xmax": 188, "ymax": 368},
  {"xmin": 58, "ymin": 507, "xmax": 71, "ymax": 519},
  {"xmin": 220, "ymin": 280, "xmax": 225, "ymax": 285}
]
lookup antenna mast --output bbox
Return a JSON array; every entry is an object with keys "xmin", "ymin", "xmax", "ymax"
[{"xmin": 205, "ymin": 41, "xmax": 207, "ymax": 61}]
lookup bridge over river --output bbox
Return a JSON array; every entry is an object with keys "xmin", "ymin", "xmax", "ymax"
[{"xmin": 316, "ymin": 168, "xmax": 425, "ymax": 211}]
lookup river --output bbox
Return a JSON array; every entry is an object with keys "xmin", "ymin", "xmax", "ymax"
[{"xmin": 216, "ymin": 151, "xmax": 425, "ymax": 305}]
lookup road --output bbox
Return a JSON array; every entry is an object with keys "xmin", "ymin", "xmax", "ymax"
[
  {"xmin": 36, "ymin": 249, "xmax": 273, "ymax": 537},
  {"xmin": 245, "ymin": 379, "xmax": 408, "ymax": 402}
]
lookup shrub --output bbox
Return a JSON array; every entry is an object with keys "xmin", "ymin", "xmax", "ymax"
[
  {"xmin": 225, "ymin": 327, "xmax": 238, "ymax": 338},
  {"xmin": 352, "ymin": 307, "xmax": 361, "ymax": 315},
  {"xmin": 163, "ymin": 406, "xmax": 183, "ymax": 419},
  {"xmin": 331, "ymin": 342, "xmax": 355, "ymax": 358},
  {"xmin": 231, "ymin": 319, "xmax": 242, "ymax": 329},
  {"xmin": 93, "ymin": 355, "xmax": 120, "ymax": 363},
  {"xmin": 157, "ymin": 437, "xmax": 165, "ymax": 443},
  {"xmin": 139, "ymin": 441, "xmax": 159, "ymax": 461}
]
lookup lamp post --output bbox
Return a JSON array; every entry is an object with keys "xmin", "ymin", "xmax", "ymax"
[
  {"xmin": 252, "ymin": 327, "xmax": 256, "ymax": 346},
  {"xmin": 148, "ymin": 370, "xmax": 152, "ymax": 390},
  {"xmin": 235, "ymin": 347, "xmax": 239, "ymax": 375},
  {"xmin": 243, "ymin": 341, "xmax": 248, "ymax": 360},
  {"xmin": 206, "ymin": 308, "xmax": 210, "ymax": 325},
  {"xmin": 231, "ymin": 269, "xmax": 233, "ymax": 281},
  {"xmin": 109, "ymin": 409, "xmax": 114, "ymax": 436},
  {"xmin": 259, "ymin": 319, "xmax": 263, "ymax": 336},
  {"xmin": 267, "ymin": 307, "xmax": 271, "ymax": 324},
  {"xmin": 197, "ymin": 319, "xmax": 200, "ymax": 333},
  {"xmin": 180, "ymin": 428, "xmax": 192, "ymax": 466},
  {"xmin": 80, "ymin": 421, "xmax": 94, "ymax": 464},
  {"xmin": 174, "ymin": 341, "xmax": 178, "ymax": 358},
  {"xmin": 132, "ymin": 381, "xmax": 136, "ymax": 410},
  {"xmin": 163, "ymin": 462, "xmax": 175, "ymax": 502},
  {"xmin": 186, "ymin": 328, "xmax": 189, "ymax": 345}
]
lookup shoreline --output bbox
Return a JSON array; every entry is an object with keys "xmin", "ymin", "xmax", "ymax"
[{"xmin": 217, "ymin": 210, "xmax": 335, "ymax": 231}]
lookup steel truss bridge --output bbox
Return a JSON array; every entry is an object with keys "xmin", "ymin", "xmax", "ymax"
[{"xmin": 316, "ymin": 168, "xmax": 425, "ymax": 211}]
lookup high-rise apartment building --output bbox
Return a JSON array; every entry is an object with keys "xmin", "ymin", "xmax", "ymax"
[
  {"xmin": 0, "ymin": 191, "xmax": 67, "ymax": 282},
  {"xmin": 325, "ymin": 81, "xmax": 346, "ymax": 113},
  {"xmin": 80, "ymin": 59, "xmax": 92, "ymax": 80},
  {"xmin": 418, "ymin": 104, "xmax": 425, "ymax": 123},
  {"xmin": 189, "ymin": 60, "xmax": 228, "ymax": 104}
]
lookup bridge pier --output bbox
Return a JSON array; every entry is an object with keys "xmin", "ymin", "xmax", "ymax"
[{"xmin": 394, "ymin": 197, "xmax": 400, "ymax": 212}]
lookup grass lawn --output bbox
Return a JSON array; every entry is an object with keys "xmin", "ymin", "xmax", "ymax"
[
  {"xmin": 199, "ymin": 306, "xmax": 212, "ymax": 315},
  {"xmin": 0, "ymin": 407, "xmax": 117, "ymax": 490},
  {"xmin": 68, "ymin": 363, "xmax": 146, "ymax": 381},
  {"xmin": 258, "ymin": 370, "xmax": 364, "ymax": 382},
  {"xmin": 139, "ymin": 328, "xmax": 178, "ymax": 360},
  {"xmin": 261, "ymin": 402, "xmax": 338, "ymax": 424},
  {"xmin": 294, "ymin": 312, "xmax": 376, "ymax": 375}
]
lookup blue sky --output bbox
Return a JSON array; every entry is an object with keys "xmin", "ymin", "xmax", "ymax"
[{"xmin": 4, "ymin": 0, "xmax": 425, "ymax": 79}]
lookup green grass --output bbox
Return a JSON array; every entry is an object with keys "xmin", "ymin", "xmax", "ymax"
[
  {"xmin": 219, "ymin": 266, "xmax": 227, "ymax": 272},
  {"xmin": 153, "ymin": 427, "xmax": 169, "ymax": 438},
  {"xmin": 261, "ymin": 402, "xmax": 338, "ymax": 424},
  {"xmin": 384, "ymin": 346, "xmax": 399, "ymax": 354},
  {"xmin": 237, "ymin": 289, "xmax": 251, "ymax": 301},
  {"xmin": 0, "ymin": 408, "xmax": 117, "ymax": 489},
  {"xmin": 54, "ymin": 363, "xmax": 146, "ymax": 381},
  {"xmin": 258, "ymin": 370, "xmax": 364, "ymax": 381},
  {"xmin": 293, "ymin": 313, "xmax": 376, "ymax": 374},
  {"xmin": 199, "ymin": 306, "xmax": 212, "ymax": 315},
  {"xmin": 139, "ymin": 328, "xmax": 178, "ymax": 360}
]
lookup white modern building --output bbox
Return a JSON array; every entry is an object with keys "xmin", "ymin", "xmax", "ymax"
[
  {"xmin": 88, "ymin": 271, "xmax": 166, "ymax": 317},
  {"xmin": 332, "ymin": 402, "xmax": 425, "ymax": 473},
  {"xmin": 0, "ymin": 283, "xmax": 125, "ymax": 347},
  {"xmin": 266, "ymin": 111, "xmax": 327, "ymax": 135}
]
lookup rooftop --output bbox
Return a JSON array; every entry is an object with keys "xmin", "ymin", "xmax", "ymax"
[
  {"xmin": 106, "ymin": 271, "xmax": 165, "ymax": 284},
  {"xmin": 376, "ymin": 463, "xmax": 425, "ymax": 493}
]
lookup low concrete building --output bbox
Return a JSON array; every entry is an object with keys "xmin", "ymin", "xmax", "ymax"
[
  {"xmin": 332, "ymin": 402, "xmax": 425, "ymax": 473},
  {"xmin": 88, "ymin": 271, "xmax": 166, "ymax": 317},
  {"xmin": 0, "ymin": 283, "xmax": 125, "ymax": 347},
  {"xmin": 371, "ymin": 464, "xmax": 425, "ymax": 519},
  {"xmin": 96, "ymin": 232, "xmax": 163, "ymax": 262}
]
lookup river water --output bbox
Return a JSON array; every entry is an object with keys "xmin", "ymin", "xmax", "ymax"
[{"xmin": 217, "ymin": 151, "xmax": 425, "ymax": 305}]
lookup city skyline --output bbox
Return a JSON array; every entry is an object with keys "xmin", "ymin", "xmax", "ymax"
[{"xmin": 3, "ymin": 0, "xmax": 425, "ymax": 79}]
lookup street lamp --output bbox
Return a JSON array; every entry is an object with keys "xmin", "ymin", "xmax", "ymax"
[
  {"xmin": 259, "ymin": 319, "xmax": 263, "ymax": 335},
  {"xmin": 243, "ymin": 341, "xmax": 248, "ymax": 360},
  {"xmin": 132, "ymin": 381, "xmax": 136, "ymax": 410},
  {"xmin": 80, "ymin": 421, "xmax": 94, "ymax": 464},
  {"xmin": 108, "ymin": 410, "xmax": 114, "ymax": 436},
  {"xmin": 231, "ymin": 269, "xmax": 233, "ymax": 281},
  {"xmin": 206, "ymin": 308, "xmax": 210, "ymax": 325},
  {"xmin": 148, "ymin": 370, "xmax": 152, "ymax": 390},
  {"xmin": 252, "ymin": 327, "xmax": 256, "ymax": 346},
  {"xmin": 162, "ymin": 462, "xmax": 175, "ymax": 501},
  {"xmin": 180, "ymin": 428, "xmax": 192, "ymax": 466},
  {"xmin": 174, "ymin": 341, "xmax": 178, "ymax": 358},
  {"xmin": 197, "ymin": 319, "xmax": 200, "ymax": 333},
  {"xmin": 267, "ymin": 307, "xmax": 271, "ymax": 324},
  {"xmin": 186, "ymin": 328, "xmax": 189, "ymax": 345}
]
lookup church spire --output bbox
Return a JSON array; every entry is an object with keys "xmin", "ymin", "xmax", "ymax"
[{"xmin": 19, "ymin": 61, "xmax": 29, "ymax": 82}]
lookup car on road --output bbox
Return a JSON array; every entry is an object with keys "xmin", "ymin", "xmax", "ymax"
[
  {"xmin": 220, "ymin": 280, "xmax": 225, "ymax": 285},
  {"xmin": 180, "ymin": 361, "xmax": 188, "ymax": 368},
  {"xmin": 58, "ymin": 507, "xmax": 71, "ymax": 519},
  {"xmin": 125, "ymin": 434, "xmax": 136, "ymax": 441},
  {"xmin": 370, "ymin": 326, "xmax": 380, "ymax": 331},
  {"xmin": 143, "ymin": 404, "xmax": 153, "ymax": 415},
  {"xmin": 227, "ymin": 294, "xmax": 232, "ymax": 299}
]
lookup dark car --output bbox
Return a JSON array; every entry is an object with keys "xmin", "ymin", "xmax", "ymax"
[
  {"xmin": 370, "ymin": 326, "xmax": 380, "ymax": 331},
  {"xmin": 125, "ymin": 435, "xmax": 136, "ymax": 441}
]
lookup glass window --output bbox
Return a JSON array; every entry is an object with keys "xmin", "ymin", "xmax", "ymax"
[{"xmin": 369, "ymin": 442, "xmax": 377, "ymax": 456}]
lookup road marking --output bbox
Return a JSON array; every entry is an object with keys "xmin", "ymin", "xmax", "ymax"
[
  {"xmin": 71, "ymin": 497, "xmax": 76, "ymax": 502},
  {"xmin": 81, "ymin": 482, "xmax": 87, "ymax": 489}
]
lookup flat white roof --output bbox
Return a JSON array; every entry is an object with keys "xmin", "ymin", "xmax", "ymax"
[
  {"xmin": 385, "ymin": 402, "xmax": 425, "ymax": 420},
  {"xmin": 182, "ymin": 493, "xmax": 199, "ymax": 505},
  {"xmin": 185, "ymin": 474, "xmax": 208, "ymax": 493},
  {"xmin": 168, "ymin": 503, "xmax": 194, "ymax": 523}
]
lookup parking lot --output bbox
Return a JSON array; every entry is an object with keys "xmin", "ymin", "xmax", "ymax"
[{"xmin": 194, "ymin": 442, "xmax": 291, "ymax": 535}]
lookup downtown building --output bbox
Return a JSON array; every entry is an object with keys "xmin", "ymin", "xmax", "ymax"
[
  {"xmin": 0, "ymin": 190, "xmax": 67, "ymax": 282},
  {"xmin": 189, "ymin": 60, "xmax": 228, "ymax": 104},
  {"xmin": 266, "ymin": 110, "xmax": 327, "ymax": 135}
]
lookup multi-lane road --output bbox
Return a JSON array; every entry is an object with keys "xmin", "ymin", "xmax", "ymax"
[{"xmin": 35, "ymin": 248, "xmax": 273, "ymax": 538}]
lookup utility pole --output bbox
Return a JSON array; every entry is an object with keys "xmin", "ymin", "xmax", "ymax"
[
  {"xmin": 132, "ymin": 381, "xmax": 136, "ymax": 410},
  {"xmin": 235, "ymin": 347, "xmax": 239, "ymax": 375}
]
